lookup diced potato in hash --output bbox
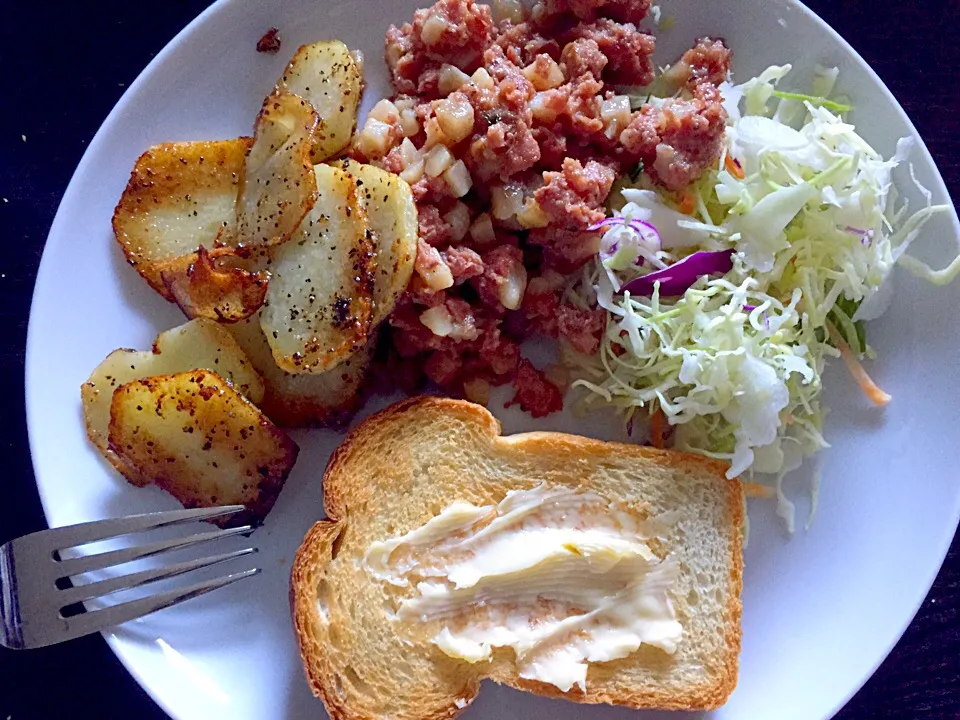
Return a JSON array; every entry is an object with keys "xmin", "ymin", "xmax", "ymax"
[
  {"xmin": 260, "ymin": 162, "xmax": 376, "ymax": 374},
  {"xmin": 160, "ymin": 246, "xmax": 268, "ymax": 322},
  {"xmin": 277, "ymin": 40, "xmax": 363, "ymax": 162},
  {"xmin": 81, "ymin": 319, "xmax": 264, "ymax": 482},
  {"xmin": 112, "ymin": 138, "xmax": 252, "ymax": 298},
  {"xmin": 338, "ymin": 159, "xmax": 417, "ymax": 327},
  {"xmin": 108, "ymin": 370, "xmax": 298, "ymax": 528},
  {"xmin": 227, "ymin": 315, "xmax": 371, "ymax": 427},
  {"xmin": 237, "ymin": 91, "xmax": 320, "ymax": 249}
]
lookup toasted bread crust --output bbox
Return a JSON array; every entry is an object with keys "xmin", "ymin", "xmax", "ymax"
[
  {"xmin": 292, "ymin": 397, "xmax": 744, "ymax": 719},
  {"xmin": 292, "ymin": 521, "xmax": 350, "ymax": 718},
  {"xmin": 321, "ymin": 397, "xmax": 502, "ymax": 521}
]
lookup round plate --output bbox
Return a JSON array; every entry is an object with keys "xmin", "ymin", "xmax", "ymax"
[{"xmin": 25, "ymin": 0, "xmax": 960, "ymax": 718}]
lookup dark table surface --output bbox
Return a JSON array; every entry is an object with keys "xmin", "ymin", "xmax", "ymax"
[{"xmin": 1, "ymin": 1, "xmax": 958, "ymax": 718}]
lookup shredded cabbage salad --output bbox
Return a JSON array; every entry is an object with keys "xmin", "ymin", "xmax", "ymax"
[{"xmin": 566, "ymin": 64, "xmax": 958, "ymax": 528}]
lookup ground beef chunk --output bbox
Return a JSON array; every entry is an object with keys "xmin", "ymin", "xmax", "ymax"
[
  {"xmin": 533, "ymin": 0, "xmax": 651, "ymax": 25},
  {"xmin": 602, "ymin": 0, "xmax": 653, "ymax": 24},
  {"xmin": 418, "ymin": 205, "xmax": 455, "ymax": 246},
  {"xmin": 666, "ymin": 37, "xmax": 732, "ymax": 88},
  {"xmin": 443, "ymin": 246, "xmax": 484, "ymax": 283},
  {"xmin": 473, "ymin": 245, "xmax": 526, "ymax": 310},
  {"xmin": 526, "ymin": 74, "xmax": 608, "ymax": 143},
  {"xmin": 507, "ymin": 358, "xmax": 564, "ymax": 417},
  {"xmin": 469, "ymin": 116, "xmax": 541, "ymax": 179},
  {"xmin": 560, "ymin": 38, "xmax": 608, "ymax": 80},
  {"xmin": 415, "ymin": 0, "xmax": 494, "ymax": 67},
  {"xmin": 480, "ymin": 326, "xmax": 521, "ymax": 376},
  {"xmin": 408, "ymin": 277, "xmax": 447, "ymax": 307},
  {"xmin": 532, "ymin": 0, "xmax": 598, "ymax": 22},
  {"xmin": 529, "ymin": 86, "xmax": 567, "ymax": 121},
  {"xmin": 443, "ymin": 296, "xmax": 481, "ymax": 340},
  {"xmin": 256, "ymin": 27, "xmax": 281, "ymax": 54},
  {"xmin": 522, "ymin": 290, "xmax": 560, "ymax": 335},
  {"xmin": 522, "ymin": 269, "xmax": 565, "ymax": 335},
  {"xmin": 411, "ymin": 174, "xmax": 454, "ymax": 204},
  {"xmin": 397, "ymin": 302, "xmax": 519, "ymax": 388},
  {"xmin": 424, "ymin": 348, "xmax": 463, "ymax": 385},
  {"xmin": 532, "ymin": 124, "xmax": 569, "ymax": 169},
  {"xmin": 380, "ymin": 147, "xmax": 406, "ymax": 175},
  {"xmin": 557, "ymin": 305, "xmax": 606, "ymax": 354},
  {"xmin": 389, "ymin": 302, "xmax": 443, "ymax": 357},
  {"xmin": 462, "ymin": 49, "xmax": 541, "ymax": 179},
  {"xmin": 565, "ymin": 19, "xmax": 655, "ymax": 86},
  {"xmin": 483, "ymin": 45, "xmax": 535, "ymax": 100},
  {"xmin": 385, "ymin": 25, "xmax": 430, "ymax": 96},
  {"xmin": 411, "ymin": 67, "xmax": 443, "ymax": 98},
  {"xmin": 534, "ymin": 158, "xmax": 616, "ymax": 229},
  {"xmin": 620, "ymin": 82, "xmax": 727, "ymax": 190},
  {"xmin": 619, "ymin": 112, "xmax": 658, "ymax": 157},
  {"xmin": 530, "ymin": 226, "xmax": 603, "ymax": 272},
  {"xmin": 563, "ymin": 75, "xmax": 606, "ymax": 136},
  {"xmin": 496, "ymin": 22, "xmax": 561, "ymax": 66},
  {"xmin": 385, "ymin": 0, "xmax": 494, "ymax": 96}
]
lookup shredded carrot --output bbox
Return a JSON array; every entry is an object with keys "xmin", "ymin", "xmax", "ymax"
[
  {"xmin": 826, "ymin": 320, "xmax": 892, "ymax": 406},
  {"xmin": 724, "ymin": 153, "xmax": 745, "ymax": 180},
  {"xmin": 650, "ymin": 407, "xmax": 667, "ymax": 449},
  {"xmin": 677, "ymin": 190, "xmax": 696, "ymax": 215},
  {"xmin": 742, "ymin": 482, "xmax": 776, "ymax": 499}
]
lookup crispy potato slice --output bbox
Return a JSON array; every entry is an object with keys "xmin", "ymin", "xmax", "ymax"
[
  {"xmin": 108, "ymin": 370, "xmax": 298, "ymax": 527},
  {"xmin": 113, "ymin": 138, "xmax": 251, "ymax": 298},
  {"xmin": 81, "ymin": 319, "xmax": 264, "ymax": 482},
  {"xmin": 227, "ymin": 315, "xmax": 371, "ymax": 427},
  {"xmin": 237, "ymin": 91, "xmax": 320, "ymax": 249},
  {"xmin": 260, "ymin": 162, "xmax": 376, "ymax": 374},
  {"xmin": 338, "ymin": 159, "xmax": 417, "ymax": 327},
  {"xmin": 160, "ymin": 246, "xmax": 269, "ymax": 322},
  {"xmin": 277, "ymin": 40, "xmax": 363, "ymax": 162}
]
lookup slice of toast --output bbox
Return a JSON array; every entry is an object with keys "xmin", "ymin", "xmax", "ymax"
[{"xmin": 292, "ymin": 397, "xmax": 744, "ymax": 719}]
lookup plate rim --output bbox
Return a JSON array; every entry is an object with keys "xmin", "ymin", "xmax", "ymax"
[
  {"xmin": 24, "ymin": 1, "xmax": 245, "ymax": 717},
  {"xmin": 23, "ymin": 0, "xmax": 960, "ymax": 717}
]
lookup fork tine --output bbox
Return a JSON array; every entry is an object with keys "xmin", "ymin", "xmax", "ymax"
[
  {"xmin": 57, "ymin": 525, "xmax": 252, "ymax": 578},
  {"xmin": 59, "ymin": 547, "xmax": 257, "ymax": 606},
  {"xmin": 41, "ymin": 505, "xmax": 247, "ymax": 552},
  {"xmin": 65, "ymin": 568, "xmax": 260, "ymax": 639}
]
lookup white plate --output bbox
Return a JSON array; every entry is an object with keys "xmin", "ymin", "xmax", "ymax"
[{"xmin": 25, "ymin": 0, "xmax": 960, "ymax": 718}]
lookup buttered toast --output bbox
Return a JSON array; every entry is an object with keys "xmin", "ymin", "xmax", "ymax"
[{"xmin": 291, "ymin": 397, "xmax": 744, "ymax": 719}]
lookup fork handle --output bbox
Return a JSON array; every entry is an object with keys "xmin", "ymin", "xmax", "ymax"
[{"xmin": 0, "ymin": 544, "xmax": 25, "ymax": 650}]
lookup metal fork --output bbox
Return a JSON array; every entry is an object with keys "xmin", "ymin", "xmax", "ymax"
[{"xmin": 0, "ymin": 505, "xmax": 259, "ymax": 650}]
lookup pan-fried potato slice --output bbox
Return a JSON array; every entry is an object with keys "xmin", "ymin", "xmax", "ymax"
[
  {"xmin": 81, "ymin": 319, "xmax": 264, "ymax": 481},
  {"xmin": 226, "ymin": 315, "xmax": 371, "ymax": 427},
  {"xmin": 160, "ymin": 246, "xmax": 268, "ymax": 322},
  {"xmin": 260, "ymin": 162, "xmax": 376, "ymax": 374},
  {"xmin": 113, "ymin": 138, "xmax": 252, "ymax": 298},
  {"xmin": 338, "ymin": 159, "xmax": 417, "ymax": 327},
  {"xmin": 277, "ymin": 40, "xmax": 363, "ymax": 162},
  {"xmin": 237, "ymin": 91, "xmax": 320, "ymax": 249},
  {"xmin": 108, "ymin": 370, "xmax": 298, "ymax": 527}
]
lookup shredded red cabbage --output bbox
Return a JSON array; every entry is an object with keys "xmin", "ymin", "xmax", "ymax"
[
  {"xmin": 844, "ymin": 226, "xmax": 874, "ymax": 246},
  {"xmin": 621, "ymin": 249, "xmax": 735, "ymax": 297},
  {"xmin": 589, "ymin": 216, "xmax": 661, "ymax": 249}
]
